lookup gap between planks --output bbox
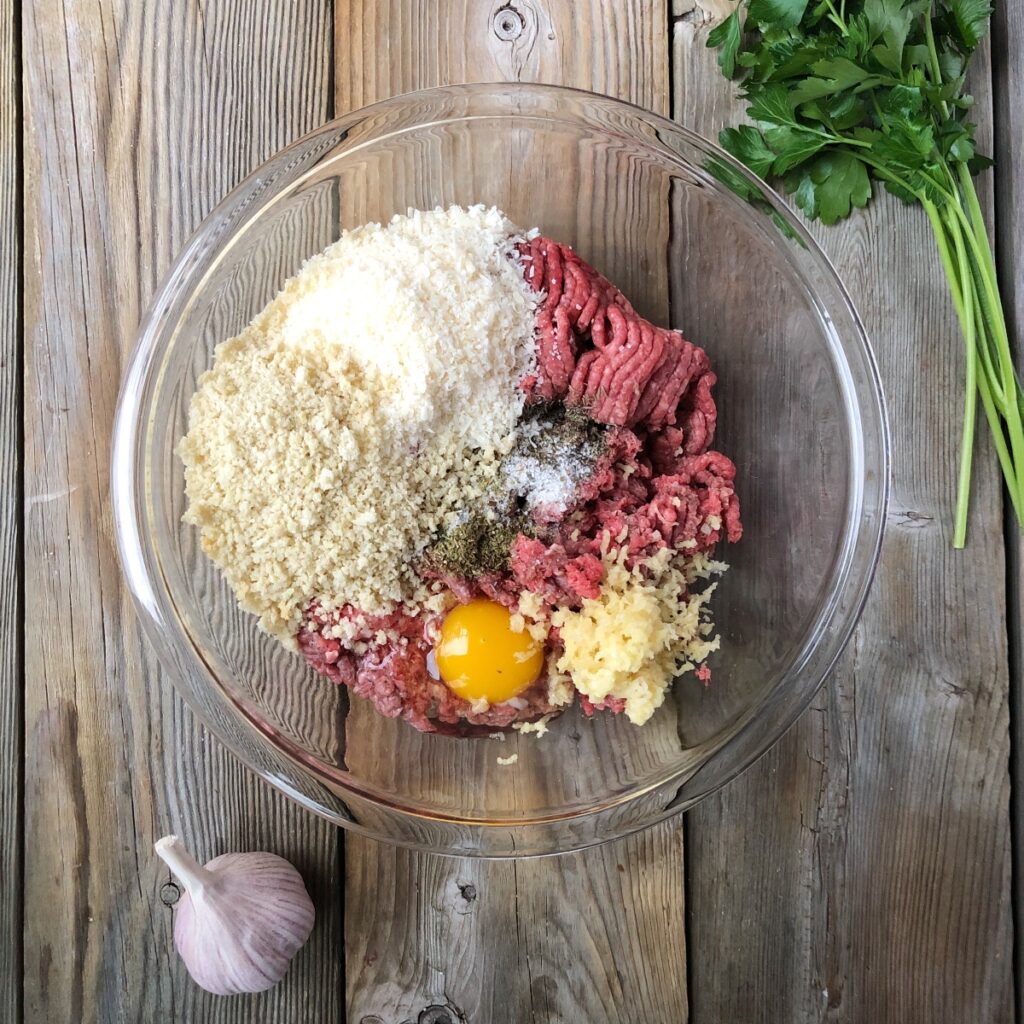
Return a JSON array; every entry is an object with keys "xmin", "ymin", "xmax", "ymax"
[
  {"xmin": 991, "ymin": 5, "xmax": 1023, "ymax": 1022},
  {"xmin": 1, "ymin": 0, "xmax": 22, "ymax": 1019}
]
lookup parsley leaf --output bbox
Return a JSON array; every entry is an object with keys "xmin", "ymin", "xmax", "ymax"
[
  {"xmin": 789, "ymin": 151, "xmax": 872, "ymax": 223},
  {"xmin": 707, "ymin": 10, "xmax": 743, "ymax": 79},
  {"xmin": 864, "ymin": 0, "xmax": 928, "ymax": 64},
  {"xmin": 944, "ymin": 0, "xmax": 992, "ymax": 51},
  {"xmin": 884, "ymin": 83, "xmax": 924, "ymax": 116},
  {"xmin": 746, "ymin": 83, "xmax": 799, "ymax": 125},
  {"xmin": 788, "ymin": 58, "xmax": 882, "ymax": 104},
  {"xmin": 746, "ymin": 0, "xmax": 811, "ymax": 29},
  {"xmin": 719, "ymin": 125, "xmax": 777, "ymax": 176},
  {"xmin": 764, "ymin": 125, "xmax": 829, "ymax": 172},
  {"xmin": 704, "ymin": 0, "xmax": 994, "ymax": 223}
]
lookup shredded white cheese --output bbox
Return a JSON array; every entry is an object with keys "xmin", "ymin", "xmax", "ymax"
[{"xmin": 179, "ymin": 206, "xmax": 539, "ymax": 641}]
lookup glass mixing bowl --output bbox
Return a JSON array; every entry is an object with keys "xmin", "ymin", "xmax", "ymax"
[{"xmin": 112, "ymin": 84, "xmax": 888, "ymax": 856}]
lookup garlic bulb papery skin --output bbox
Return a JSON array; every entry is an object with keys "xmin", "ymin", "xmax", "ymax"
[{"xmin": 154, "ymin": 834, "xmax": 315, "ymax": 996}]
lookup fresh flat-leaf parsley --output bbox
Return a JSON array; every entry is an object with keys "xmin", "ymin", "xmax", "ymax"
[
  {"xmin": 708, "ymin": 0, "xmax": 1017, "ymax": 547},
  {"xmin": 707, "ymin": 11, "xmax": 743, "ymax": 76}
]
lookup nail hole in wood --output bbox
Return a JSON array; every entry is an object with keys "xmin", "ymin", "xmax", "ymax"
[
  {"xmin": 159, "ymin": 881, "xmax": 181, "ymax": 907},
  {"xmin": 493, "ymin": 6, "xmax": 524, "ymax": 41}
]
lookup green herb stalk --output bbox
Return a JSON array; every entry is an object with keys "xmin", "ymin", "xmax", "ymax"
[{"xmin": 708, "ymin": 0, "xmax": 1017, "ymax": 546}]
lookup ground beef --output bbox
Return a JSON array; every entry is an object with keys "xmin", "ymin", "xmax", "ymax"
[
  {"xmin": 579, "ymin": 693, "xmax": 627, "ymax": 717},
  {"xmin": 494, "ymin": 429, "xmax": 740, "ymax": 611},
  {"xmin": 503, "ymin": 238, "xmax": 742, "ymax": 619},
  {"xmin": 519, "ymin": 236, "xmax": 714, "ymax": 434},
  {"xmin": 298, "ymin": 602, "xmax": 560, "ymax": 735}
]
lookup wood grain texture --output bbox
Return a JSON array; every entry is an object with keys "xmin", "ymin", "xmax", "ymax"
[
  {"xmin": 0, "ymin": 0, "xmax": 18, "ymax": 1018},
  {"xmin": 336, "ymin": 0, "xmax": 669, "ymax": 115},
  {"xmin": 22, "ymin": 4, "xmax": 341, "ymax": 1022},
  {"xmin": 346, "ymin": 828, "xmax": 686, "ymax": 1024},
  {"xmin": 991, "ymin": 6, "xmax": 1023, "ymax": 1021},
  {"xmin": 336, "ymin": 3, "xmax": 689, "ymax": 1022},
  {"xmin": 675, "ymin": 12, "xmax": 1014, "ymax": 1024}
]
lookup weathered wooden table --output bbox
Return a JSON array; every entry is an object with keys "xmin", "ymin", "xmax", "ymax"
[{"xmin": 2, "ymin": 2, "xmax": 1020, "ymax": 1021}]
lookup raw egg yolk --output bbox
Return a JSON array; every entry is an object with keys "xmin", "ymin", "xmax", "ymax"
[{"xmin": 435, "ymin": 599, "xmax": 544, "ymax": 704}]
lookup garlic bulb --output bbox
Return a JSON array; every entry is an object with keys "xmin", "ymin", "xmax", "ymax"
[{"xmin": 154, "ymin": 834, "xmax": 315, "ymax": 995}]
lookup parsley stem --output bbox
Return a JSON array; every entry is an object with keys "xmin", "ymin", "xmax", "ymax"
[
  {"xmin": 946, "ymin": 201, "xmax": 1008, "ymax": 352},
  {"xmin": 941, "ymin": 205, "xmax": 979, "ymax": 547},
  {"xmin": 795, "ymin": 125, "xmax": 873, "ymax": 149},
  {"xmin": 928, "ymin": 199, "xmax": 976, "ymax": 545},
  {"xmin": 958, "ymin": 164, "xmax": 1011, "ymax": 356},
  {"xmin": 827, "ymin": 134, "xmax": 873, "ymax": 149},
  {"xmin": 938, "ymin": 168, "xmax": 1024, "ymax": 524},
  {"xmin": 923, "ymin": 7, "xmax": 951, "ymax": 119},
  {"xmin": 848, "ymin": 150, "xmax": 957, "ymax": 208},
  {"xmin": 926, "ymin": 189, "xmax": 1024, "ymax": 539},
  {"xmin": 977, "ymin": 368, "xmax": 1023, "ymax": 522},
  {"xmin": 938, "ymin": 181, "xmax": 1007, "ymax": 407},
  {"xmin": 973, "ymin": 301, "xmax": 1005, "ymax": 408},
  {"xmin": 821, "ymin": 0, "xmax": 847, "ymax": 35},
  {"xmin": 970, "ymin": 265, "xmax": 1024, "ymax": 520},
  {"xmin": 924, "ymin": 174, "xmax": 1015, "ymax": 400},
  {"xmin": 847, "ymin": 153, "xmax": 914, "ymax": 194},
  {"xmin": 964, "ymin": 240, "xmax": 1008, "ymax": 410}
]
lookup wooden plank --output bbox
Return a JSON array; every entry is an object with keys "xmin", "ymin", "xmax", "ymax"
[
  {"xmin": 675, "ymin": 11, "xmax": 1014, "ymax": 1024},
  {"xmin": 336, "ymin": 0, "xmax": 668, "ymax": 114},
  {"xmin": 345, "ymin": 828, "xmax": 686, "ymax": 1024},
  {"xmin": 336, "ymin": 3, "xmax": 690, "ymax": 1022},
  {"xmin": 991, "ymin": 5, "xmax": 1023, "ymax": 1021},
  {"xmin": 22, "ymin": 4, "xmax": 341, "ymax": 1022},
  {"xmin": 0, "ymin": 0, "xmax": 18, "ymax": 1019}
]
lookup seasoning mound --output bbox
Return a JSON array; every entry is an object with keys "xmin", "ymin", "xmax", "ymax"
[{"xmin": 179, "ymin": 206, "xmax": 540, "ymax": 641}]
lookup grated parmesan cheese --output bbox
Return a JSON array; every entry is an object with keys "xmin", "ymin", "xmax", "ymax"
[
  {"xmin": 179, "ymin": 206, "xmax": 540, "ymax": 641},
  {"xmin": 551, "ymin": 549, "xmax": 727, "ymax": 725}
]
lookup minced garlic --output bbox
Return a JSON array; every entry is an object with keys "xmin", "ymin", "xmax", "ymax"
[
  {"xmin": 550, "ymin": 548, "xmax": 727, "ymax": 725},
  {"xmin": 509, "ymin": 591, "xmax": 573, "ymax": 707}
]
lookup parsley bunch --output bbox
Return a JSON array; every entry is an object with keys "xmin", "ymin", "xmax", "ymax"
[{"xmin": 708, "ymin": 0, "xmax": 1016, "ymax": 547}]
